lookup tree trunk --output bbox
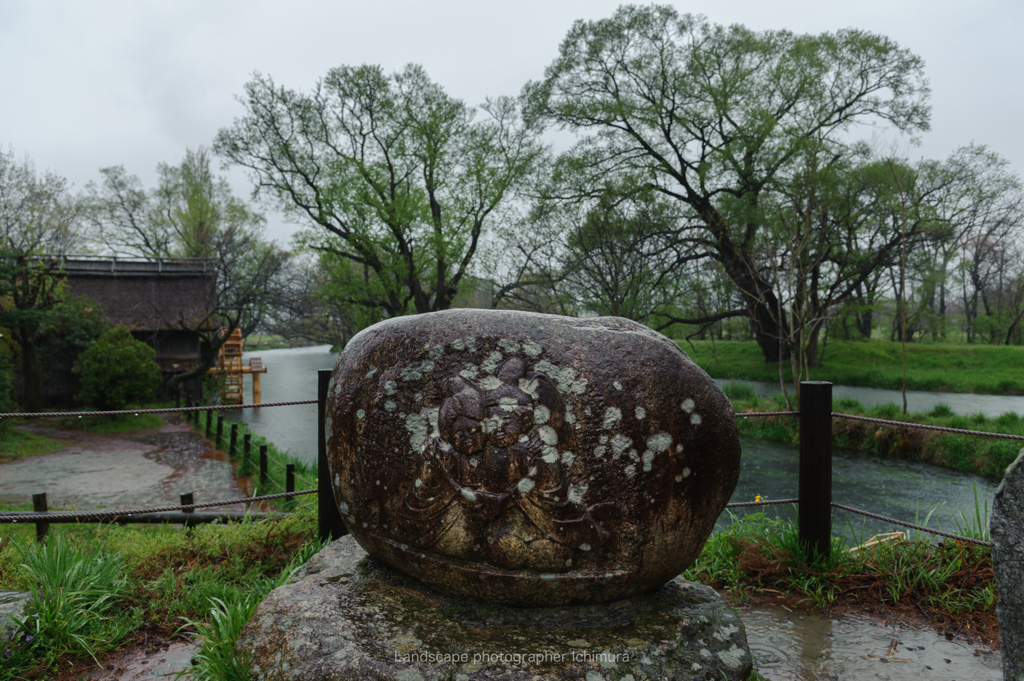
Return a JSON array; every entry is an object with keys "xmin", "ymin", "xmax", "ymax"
[
  {"xmin": 745, "ymin": 290, "xmax": 787, "ymax": 363},
  {"xmin": 19, "ymin": 324, "xmax": 42, "ymax": 413}
]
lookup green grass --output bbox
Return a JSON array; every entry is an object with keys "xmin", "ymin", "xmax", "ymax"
[
  {"xmin": 684, "ymin": 512, "xmax": 995, "ymax": 623},
  {"xmin": 0, "ymin": 428, "xmax": 66, "ymax": 464},
  {"xmin": 682, "ymin": 339, "xmax": 1024, "ymax": 395},
  {"xmin": 722, "ymin": 382, "xmax": 1024, "ymax": 478},
  {"xmin": 0, "ymin": 508, "xmax": 320, "ymax": 680},
  {"xmin": 243, "ymin": 334, "xmax": 293, "ymax": 351}
]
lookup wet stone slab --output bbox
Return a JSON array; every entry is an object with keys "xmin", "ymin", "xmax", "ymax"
[
  {"xmin": 238, "ymin": 534, "xmax": 753, "ymax": 681},
  {"xmin": 326, "ymin": 310, "xmax": 741, "ymax": 606},
  {"xmin": 991, "ymin": 446, "xmax": 1024, "ymax": 681}
]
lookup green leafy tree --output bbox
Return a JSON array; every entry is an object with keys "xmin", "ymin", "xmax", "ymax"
[
  {"xmin": 87, "ymin": 147, "xmax": 289, "ymax": 392},
  {"xmin": 73, "ymin": 325, "xmax": 162, "ymax": 410},
  {"xmin": 523, "ymin": 5, "xmax": 931, "ymax": 362},
  {"xmin": 37, "ymin": 296, "xmax": 109, "ymax": 359},
  {"xmin": 214, "ymin": 63, "xmax": 545, "ymax": 323},
  {"xmin": 0, "ymin": 147, "xmax": 82, "ymax": 411}
]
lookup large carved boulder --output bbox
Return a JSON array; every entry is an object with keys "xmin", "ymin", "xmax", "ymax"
[{"xmin": 325, "ymin": 310, "xmax": 741, "ymax": 606}]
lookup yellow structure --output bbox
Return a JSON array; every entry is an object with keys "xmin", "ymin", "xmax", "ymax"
[{"xmin": 207, "ymin": 329, "xmax": 267, "ymax": 404}]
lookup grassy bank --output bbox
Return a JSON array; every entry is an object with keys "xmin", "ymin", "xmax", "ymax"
[
  {"xmin": 723, "ymin": 382, "xmax": 1023, "ymax": 478},
  {"xmin": 0, "ymin": 508, "xmax": 320, "ymax": 680},
  {"xmin": 0, "ymin": 429, "xmax": 65, "ymax": 465},
  {"xmin": 681, "ymin": 340, "xmax": 1024, "ymax": 395},
  {"xmin": 189, "ymin": 410, "xmax": 318, "ymax": 513},
  {"xmin": 683, "ymin": 511, "xmax": 996, "ymax": 646}
]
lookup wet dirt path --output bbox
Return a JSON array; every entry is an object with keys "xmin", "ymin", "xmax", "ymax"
[{"xmin": 0, "ymin": 418, "xmax": 249, "ymax": 511}]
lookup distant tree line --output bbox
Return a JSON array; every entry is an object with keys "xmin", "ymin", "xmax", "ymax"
[{"xmin": 3, "ymin": 5, "xmax": 1022, "ymax": 412}]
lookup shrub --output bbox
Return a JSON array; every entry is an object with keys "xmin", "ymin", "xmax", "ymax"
[
  {"xmin": 73, "ymin": 325, "xmax": 162, "ymax": 410},
  {"xmin": 0, "ymin": 341, "xmax": 16, "ymax": 427}
]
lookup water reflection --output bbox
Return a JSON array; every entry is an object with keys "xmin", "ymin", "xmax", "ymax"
[
  {"xmin": 742, "ymin": 606, "xmax": 1001, "ymax": 680},
  {"xmin": 233, "ymin": 345, "xmax": 338, "ymax": 462}
]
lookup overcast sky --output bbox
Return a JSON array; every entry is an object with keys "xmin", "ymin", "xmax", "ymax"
[{"xmin": 2, "ymin": 0, "xmax": 1021, "ymax": 247}]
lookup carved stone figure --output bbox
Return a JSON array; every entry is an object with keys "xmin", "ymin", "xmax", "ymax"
[{"xmin": 325, "ymin": 309, "xmax": 741, "ymax": 605}]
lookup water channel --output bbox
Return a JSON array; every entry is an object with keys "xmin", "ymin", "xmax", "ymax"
[{"xmin": 229, "ymin": 345, "xmax": 1005, "ymax": 678}]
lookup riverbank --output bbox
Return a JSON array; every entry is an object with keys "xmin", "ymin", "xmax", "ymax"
[
  {"xmin": 723, "ymin": 382, "xmax": 1023, "ymax": 479},
  {"xmin": 682, "ymin": 340, "xmax": 1024, "ymax": 395}
]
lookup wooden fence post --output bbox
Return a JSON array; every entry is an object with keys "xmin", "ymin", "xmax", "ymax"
[
  {"xmin": 180, "ymin": 491, "xmax": 194, "ymax": 514},
  {"xmin": 260, "ymin": 445, "xmax": 268, "ymax": 484},
  {"xmin": 216, "ymin": 416, "xmax": 224, "ymax": 447},
  {"xmin": 318, "ymin": 369, "xmax": 347, "ymax": 542},
  {"xmin": 205, "ymin": 410, "xmax": 213, "ymax": 438},
  {"xmin": 799, "ymin": 381, "xmax": 833, "ymax": 561},
  {"xmin": 32, "ymin": 492, "xmax": 48, "ymax": 542},
  {"xmin": 229, "ymin": 423, "xmax": 238, "ymax": 458},
  {"xmin": 286, "ymin": 464, "xmax": 295, "ymax": 495},
  {"xmin": 243, "ymin": 433, "xmax": 251, "ymax": 468}
]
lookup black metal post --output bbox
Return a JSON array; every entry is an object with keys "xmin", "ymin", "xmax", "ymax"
[
  {"xmin": 799, "ymin": 381, "xmax": 833, "ymax": 561},
  {"xmin": 205, "ymin": 409, "xmax": 212, "ymax": 438},
  {"xmin": 286, "ymin": 463, "xmax": 295, "ymax": 495},
  {"xmin": 216, "ymin": 416, "xmax": 224, "ymax": 447},
  {"xmin": 32, "ymin": 492, "xmax": 48, "ymax": 542},
  {"xmin": 259, "ymin": 445, "xmax": 268, "ymax": 484},
  {"xmin": 319, "ymin": 369, "xmax": 346, "ymax": 542},
  {"xmin": 229, "ymin": 423, "xmax": 238, "ymax": 458}
]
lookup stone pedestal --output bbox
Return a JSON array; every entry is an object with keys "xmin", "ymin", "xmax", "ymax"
[
  {"xmin": 237, "ymin": 536, "xmax": 752, "ymax": 681},
  {"xmin": 992, "ymin": 446, "xmax": 1024, "ymax": 681}
]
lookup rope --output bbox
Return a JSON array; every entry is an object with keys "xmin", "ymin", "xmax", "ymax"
[
  {"xmin": 736, "ymin": 411, "xmax": 799, "ymax": 418},
  {"xmin": 833, "ymin": 412, "xmax": 1024, "ymax": 441},
  {"xmin": 726, "ymin": 498, "xmax": 798, "ymax": 508},
  {"xmin": 831, "ymin": 502, "xmax": 992, "ymax": 547},
  {"xmin": 0, "ymin": 400, "xmax": 317, "ymax": 419},
  {"xmin": 0, "ymin": 489, "xmax": 317, "ymax": 522}
]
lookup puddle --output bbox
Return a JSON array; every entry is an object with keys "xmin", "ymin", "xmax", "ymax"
[{"xmin": 741, "ymin": 606, "xmax": 1001, "ymax": 680}]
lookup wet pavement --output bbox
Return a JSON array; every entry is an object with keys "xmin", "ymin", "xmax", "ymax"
[
  {"xmin": 0, "ymin": 421, "xmax": 249, "ymax": 511},
  {"xmin": 743, "ymin": 606, "xmax": 1001, "ymax": 680}
]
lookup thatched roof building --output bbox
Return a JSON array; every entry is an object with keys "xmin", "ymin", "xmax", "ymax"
[{"xmin": 62, "ymin": 256, "xmax": 219, "ymax": 373}]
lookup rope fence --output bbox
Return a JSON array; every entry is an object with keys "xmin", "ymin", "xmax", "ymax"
[
  {"xmin": 2, "ymin": 382, "xmax": 1014, "ymax": 550},
  {"xmin": 735, "ymin": 411, "xmax": 799, "ymax": 418},
  {"xmin": 725, "ymin": 498, "xmax": 798, "ymax": 508},
  {"xmin": 0, "ymin": 400, "xmax": 317, "ymax": 420},
  {"xmin": 0, "ymin": 489, "xmax": 317, "ymax": 523},
  {"xmin": 832, "ymin": 412, "xmax": 1024, "ymax": 441},
  {"xmin": 831, "ymin": 502, "xmax": 992, "ymax": 547}
]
